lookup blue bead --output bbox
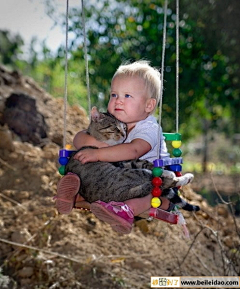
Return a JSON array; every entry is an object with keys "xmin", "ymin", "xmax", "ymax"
[
  {"xmin": 59, "ymin": 157, "xmax": 69, "ymax": 165},
  {"xmin": 168, "ymin": 164, "xmax": 182, "ymax": 172}
]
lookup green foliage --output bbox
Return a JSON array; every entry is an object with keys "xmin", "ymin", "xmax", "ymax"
[
  {"xmin": 0, "ymin": 30, "xmax": 88, "ymax": 110},
  {"xmin": 1, "ymin": 0, "xmax": 239, "ymax": 142},
  {"xmin": 0, "ymin": 30, "xmax": 24, "ymax": 66},
  {"xmin": 53, "ymin": 0, "xmax": 239, "ymax": 141}
]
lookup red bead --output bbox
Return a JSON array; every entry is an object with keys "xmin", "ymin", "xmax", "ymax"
[
  {"xmin": 175, "ymin": 171, "xmax": 182, "ymax": 177},
  {"xmin": 152, "ymin": 177, "xmax": 163, "ymax": 187},
  {"xmin": 151, "ymin": 187, "xmax": 162, "ymax": 197}
]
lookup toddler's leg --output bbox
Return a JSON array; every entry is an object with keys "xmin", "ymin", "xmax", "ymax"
[
  {"xmin": 125, "ymin": 194, "xmax": 170, "ymax": 216},
  {"xmin": 90, "ymin": 195, "xmax": 173, "ymax": 234},
  {"xmin": 75, "ymin": 195, "xmax": 91, "ymax": 210}
]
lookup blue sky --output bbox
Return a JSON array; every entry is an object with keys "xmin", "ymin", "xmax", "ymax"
[{"xmin": 0, "ymin": 0, "xmax": 80, "ymax": 52}]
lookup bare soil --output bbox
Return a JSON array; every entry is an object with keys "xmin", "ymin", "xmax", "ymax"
[{"xmin": 0, "ymin": 65, "xmax": 239, "ymax": 289}]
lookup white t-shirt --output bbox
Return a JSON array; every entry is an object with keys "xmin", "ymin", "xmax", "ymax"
[{"xmin": 124, "ymin": 115, "xmax": 170, "ymax": 163}]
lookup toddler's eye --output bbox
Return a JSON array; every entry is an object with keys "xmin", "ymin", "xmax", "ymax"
[
  {"xmin": 111, "ymin": 93, "xmax": 117, "ymax": 98},
  {"xmin": 125, "ymin": 94, "xmax": 131, "ymax": 98}
]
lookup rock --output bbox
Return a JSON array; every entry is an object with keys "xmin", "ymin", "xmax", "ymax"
[
  {"xmin": 11, "ymin": 229, "xmax": 32, "ymax": 244},
  {"xmin": 18, "ymin": 267, "xmax": 34, "ymax": 278},
  {"xmin": 17, "ymin": 191, "xmax": 30, "ymax": 200},
  {"xmin": 216, "ymin": 204, "xmax": 229, "ymax": 218},
  {"xmin": 3, "ymin": 92, "xmax": 48, "ymax": 145},
  {"xmin": 0, "ymin": 124, "xmax": 15, "ymax": 152}
]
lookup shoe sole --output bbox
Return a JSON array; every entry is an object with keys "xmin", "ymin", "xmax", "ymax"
[
  {"xmin": 56, "ymin": 174, "xmax": 80, "ymax": 214},
  {"xmin": 90, "ymin": 202, "xmax": 132, "ymax": 234}
]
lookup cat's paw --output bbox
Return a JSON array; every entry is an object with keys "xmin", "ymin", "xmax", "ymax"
[
  {"xmin": 175, "ymin": 173, "xmax": 194, "ymax": 187},
  {"xmin": 161, "ymin": 170, "xmax": 176, "ymax": 179}
]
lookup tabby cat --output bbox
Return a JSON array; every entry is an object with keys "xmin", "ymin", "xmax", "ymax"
[{"xmin": 66, "ymin": 107, "xmax": 200, "ymax": 212}]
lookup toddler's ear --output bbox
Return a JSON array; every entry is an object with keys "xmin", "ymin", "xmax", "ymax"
[{"xmin": 145, "ymin": 98, "xmax": 156, "ymax": 113}]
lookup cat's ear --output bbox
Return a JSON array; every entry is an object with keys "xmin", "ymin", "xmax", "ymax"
[{"xmin": 91, "ymin": 106, "xmax": 101, "ymax": 122}]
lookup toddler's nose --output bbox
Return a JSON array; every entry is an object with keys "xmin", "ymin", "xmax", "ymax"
[{"xmin": 115, "ymin": 97, "xmax": 123, "ymax": 105}]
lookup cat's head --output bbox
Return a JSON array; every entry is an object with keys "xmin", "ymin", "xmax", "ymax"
[{"xmin": 87, "ymin": 106, "xmax": 127, "ymax": 145}]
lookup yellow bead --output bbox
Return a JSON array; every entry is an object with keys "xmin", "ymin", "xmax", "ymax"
[
  {"xmin": 172, "ymin": 140, "xmax": 182, "ymax": 148},
  {"xmin": 65, "ymin": 144, "xmax": 72, "ymax": 150},
  {"xmin": 151, "ymin": 197, "xmax": 162, "ymax": 208}
]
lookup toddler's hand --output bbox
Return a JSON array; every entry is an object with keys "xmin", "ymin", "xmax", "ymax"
[{"xmin": 74, "ymin": 148, "xmax": 99, "ymax": 164}]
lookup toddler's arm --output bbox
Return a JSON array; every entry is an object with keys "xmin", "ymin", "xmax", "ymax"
[
  {"xmin": 74, "ymin": 138, "xmax": 151, "ymax": 163},
  {"xmin": 73, "ymin": 130, "xmax": 109, "ymax": 149}
]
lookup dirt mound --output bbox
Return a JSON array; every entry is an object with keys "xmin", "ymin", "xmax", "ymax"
[{"xmin": 0, "ymin": 65, "xmax": 239, "ymax": 289}]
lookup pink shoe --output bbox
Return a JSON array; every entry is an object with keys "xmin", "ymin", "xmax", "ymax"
[
  {"xmin": 54, "ymin": 173, "xmax": 80, "ymax": 214},
  {"xmin": 90, "ymin": 201, "xmax": 134, "ymax": 234}
]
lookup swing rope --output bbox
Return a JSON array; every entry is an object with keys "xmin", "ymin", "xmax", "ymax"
[
  {"xmin": 63, "ymin": 0, "xmax": 69, "ymax": 149},
  {"xmin": 62, "ymin": 0, "xmax": 91, "ymax": 151},
  {"xmin": 176, "ymin": 0, "xmax": 179, "ymax": 133},
  {"xmin": 157, "ymin": 0, "xmax": 168, "ymax": 159},
  {"xmin": 81, "ymin": 0, "xmax": 91, "ymax": 116},
  {"xmin": 157, "ymin": 0, "xmax": 180, "ymax": 159}
]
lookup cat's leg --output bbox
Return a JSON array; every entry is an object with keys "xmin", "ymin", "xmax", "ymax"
[
  {"xmin": 54, "ymin": 173, "xmax": 80, "ymax": 214},
  {"xmin": 175, "ymin": 173, "xmax": 194, "ymax": 187}
]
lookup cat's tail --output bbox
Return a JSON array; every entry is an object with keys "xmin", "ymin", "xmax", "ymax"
[
  {"xmin": 181, "ymin": 202, "xmax": 200, "ymax": 212},
  {"xmin": 163, "ymin": 188, "xmax": 200, "ymax": 212}
]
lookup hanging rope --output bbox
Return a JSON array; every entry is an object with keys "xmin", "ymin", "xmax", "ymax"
[
  {"xmin": 63, "ymin": 0, "xmax": 91, "ymax": 150},
  {"xmin": 81, "ymin": 0, "xmax": 91, "ymax": 116},
  {"xmin": 63, "ymin": 0, "xmax": 69, "ymax": 149},
  {"xmin": 157, "ymin": 0, "xmax": 168, "ymax": 159},
  {"xmin": 176, "ymin": 0, "xmax": 179, "ymax": 133},
  {"xmin": 157, "ymin": 0, "xmax": 180, "ymax": 158}
]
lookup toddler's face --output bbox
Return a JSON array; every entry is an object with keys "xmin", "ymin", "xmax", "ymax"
[{"xmin": 108, "ymin": 76, "xmax": 155, "ymax": 130}]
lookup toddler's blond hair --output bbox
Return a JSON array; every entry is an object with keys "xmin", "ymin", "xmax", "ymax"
[{"xmin": 112, "ymin": 60, "xmax": 161, "ymax": 106}]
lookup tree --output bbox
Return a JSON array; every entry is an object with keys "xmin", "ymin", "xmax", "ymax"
[{"xmin": 0, "ymin": 30, "xmax": 24, "ymax": 66}]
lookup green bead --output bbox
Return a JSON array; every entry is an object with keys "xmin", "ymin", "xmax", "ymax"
[
  {"xmin": 58, "ymin": 165, "xmax": 66, "ymax": 175},
  {"xmin": 172, "ymin": 148, "xmax": 182, "ymax": 157},
  {"xmin": 152, "ymin": 167, "xmax": 163, "ymax": 177}
]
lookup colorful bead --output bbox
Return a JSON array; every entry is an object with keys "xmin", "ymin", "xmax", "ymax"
[
  {"xmin": 59, "ymin": 157, "xmax": 69, "ymax": 165},
  {"xmin": 151, "ymin": 197, "xmax": 162, "ymax": 208},
  {"xmin": 152, "ymin": 167, "xmax": 163, "ymax": 177},
  {"xmin": 58, "ymin": 165, "xmax": 66, "ymax": 175},
  {"xmin": 172, "ymin": 140, "xmax": 182, "ymax": 148},
  {"xmin": 151, "ymin": 187, "xmax": 162, "ymax": 197},
  {"xmin": 175, "ymin": 171, "xmax": 182, "ymax": 177},
  {"xmin": 172, "ymin": 148, "xmax": 182, "ymax": 157},
  {"xmin": 169, "ymin": 164, "xmax": 182, "ymax": 172},
  {"xmin": 152, "ymin": 177, "xmax": 163, "ymax": 187}
]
